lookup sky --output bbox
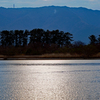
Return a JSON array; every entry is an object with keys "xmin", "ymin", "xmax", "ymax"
[{"xmin": 0, "ymin": 0, "xmax": 100, "ymax": 10}]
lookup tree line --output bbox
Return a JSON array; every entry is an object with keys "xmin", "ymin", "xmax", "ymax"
[
  {"xmin": 0, "ymin": 28, "xmax": 100, "ymax": 56},
  {"xmin": 0, "ymin": 29, "xmax": 73, "ymax": 47}
]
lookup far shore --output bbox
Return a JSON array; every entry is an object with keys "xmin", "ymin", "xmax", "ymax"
[{"xmin": 0, "ymin": 53, "xmax": 100, "ymax": 60}]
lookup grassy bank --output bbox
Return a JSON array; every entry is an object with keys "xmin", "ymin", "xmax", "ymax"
[{"xmin": 0, "ymin": 53, "xmax": 100, "ymax": 60}]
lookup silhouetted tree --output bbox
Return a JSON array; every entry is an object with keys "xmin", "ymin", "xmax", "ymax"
[
  {"xmin": 0, "ymin": 30, "xmax": 14, "ymax": 46},
  {"xmin": 1, "ymin": 30, "xmax": 8, "ymax": 46},
  {"xmin": 18, "ymin": 30, "xmax": 24, "ymax": 46},
  {"xmin": 42, "ymin": 30, "xmax": 51, "ymax": 44},
  {"xmin": 64, "ymin": 32, "xmax": 73, "ymax": 46},
  {"xmin": 14, "ymin": 30, "xmax": 19, "ymax": 46},
  {"xmin": 51, "ymin": 30, "xmax": 59, "ymax": 44},
  {"xmin": 57, "ymin": 31, "xmax": 64, "ymax": 47},
  {"xmin": 8, "ymin": 30, "xmax": 14, "ymax": 46},
  {"xmin": 89, "ymin": 35, "xmax": 97, "ymax": 45},
  {"xmin": 30, "ymin": 29, "xmax": 38, "ymax": 44},
  {"xmin": 23, "ymin": 30, "xmax": 29, "ymax": 46},
  {"xmin": 97, "ymin": 35, "xmax": 100, "ymax": 44}
]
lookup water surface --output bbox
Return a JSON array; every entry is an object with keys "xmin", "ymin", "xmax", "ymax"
[{"xmin": 0, "ymin": 60, "xmax": 100, "ymax": 100}]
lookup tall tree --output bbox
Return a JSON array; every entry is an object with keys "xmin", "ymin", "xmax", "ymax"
[
  {"xmin": 8, "ymin": 30, "xmax": 14, "ymax": 46},
  {"xmin": 1, "ymin": 30, "xmax": 8, "ymax": 46},
  {"xmin": 14, "ymin": 30, "xmax": 19, "ymax": 46},
  {"xmin": 51, "ymin": 30, "xmax": 59, "ymax": 44},
  {"xmin": 30, "ymin": 29, "xmax": 44, "ymax": 44},
  {"xmin": 88, "ymin": 35, "xmax": 97, "ymax": 44},
  {"xmin": 23, "ymin": 30, "xmax": 29, "ymax": 46},
  {"xmin": 97, "ymin": 35, "xmax": 100, "ymax": 44},
  {"xmin": 18, "ymin": 30, "xmax": 24, "ymax": 46},
  {"xmin": 36, "ymin": 29, "xmax": 44, "ymax": 43},
  {"xmin": 0, "ymin": 30, "xmax": 14, "ymax": 46},
  {"xmin": 63, "ymin": 32, "xmax": 73, "ymax": 46},
  {"xmin": 42, "ymin": 30, "xmax": 51, "ymax": 44},
  {"xmin": 30, "ymin": 29, "xmax": 38, "ymax": 44},
  {"xmin": 57, "ymin": 31, "xmax": 64, "ymax": 47}
]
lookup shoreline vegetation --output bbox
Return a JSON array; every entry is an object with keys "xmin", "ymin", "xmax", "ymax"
[
  {"xmin": 1, "ymin": 53, "xmax": 100, "ymax": 60},
  {"xmin": 0, "ymin": 28, "xmax": 100, "ymax": 60}
]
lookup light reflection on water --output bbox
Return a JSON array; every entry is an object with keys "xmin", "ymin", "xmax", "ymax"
[{"xmin": 0, "ymin": 60, "xmax": 100, "ymax": 100}]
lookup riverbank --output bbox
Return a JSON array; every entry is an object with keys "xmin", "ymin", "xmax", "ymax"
[{"xmin": 0, "ymin": 53, "xmax": 100, "ymax": 60}]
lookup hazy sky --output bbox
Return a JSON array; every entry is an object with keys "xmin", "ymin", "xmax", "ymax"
[{"xmin": 0, "ymin": 0, "xmax": 100, "ymax": 10}]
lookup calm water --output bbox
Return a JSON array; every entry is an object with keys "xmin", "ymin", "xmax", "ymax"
[{"xmin": 0, "ymin": 60, "xmax": 100, "ymax": 100}]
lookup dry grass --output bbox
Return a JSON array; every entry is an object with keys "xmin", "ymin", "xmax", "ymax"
[
  {"xmin": 0, "ymin": 53, "xmax": 100, "ymax": 60},
  {"xmin": 92, "ymin": 52, "xmax": 100, "ymax": 57},
  {"xmin": 40, "ymin": 53, "xmax": 81, "ymax": 58}
]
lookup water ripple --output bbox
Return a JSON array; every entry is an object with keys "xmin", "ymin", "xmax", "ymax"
[{"xmin": 0, "ymin": 63, "xmax": 100, "ymax": 66}]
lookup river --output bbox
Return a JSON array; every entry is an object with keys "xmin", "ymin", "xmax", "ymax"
[{"xmin": 0, "ymin": 60, "xmax": 100, "ymax": 100}]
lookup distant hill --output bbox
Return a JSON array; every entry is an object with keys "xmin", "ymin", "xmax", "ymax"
[{"xmin": 0, "ymin": 6, "xmax": 100, "ymax": 43}]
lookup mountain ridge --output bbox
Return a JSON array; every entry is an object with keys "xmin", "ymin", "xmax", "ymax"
[{"xmin": 0, "ymin": 6, "xmax": 100, "ymax": 43}]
